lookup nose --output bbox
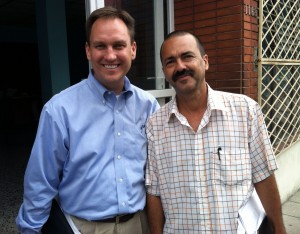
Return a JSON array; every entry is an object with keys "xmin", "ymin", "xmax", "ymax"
[
  {"xmin": 175, "ymin": 58, "xmax": 187, "ymax": 71},
  {"xmin": 104, "ymin": 47, "xmax": 117, "ymax": 61}
]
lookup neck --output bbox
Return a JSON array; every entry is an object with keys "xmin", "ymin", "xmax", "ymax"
[
  {"xmin": 177, "ymin": 84, "xmax": 207, "ymax": 113},
  {"xmin": 176, "ymin": 85, "xmax": 208, "ymax": 132}
]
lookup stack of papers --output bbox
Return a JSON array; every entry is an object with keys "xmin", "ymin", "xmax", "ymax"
[{"xmin": 237, "ymin": 189, "xmax": 266, "ymax": 234}]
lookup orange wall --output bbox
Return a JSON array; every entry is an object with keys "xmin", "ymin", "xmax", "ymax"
[{"xmin": 174, "ymin": 0, "xmax": 259, "ymax": 100}]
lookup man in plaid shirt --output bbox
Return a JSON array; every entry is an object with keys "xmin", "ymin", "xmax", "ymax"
[{"xmin": 145, "ymin": 30, "xmax": 286, "ymax": 233}]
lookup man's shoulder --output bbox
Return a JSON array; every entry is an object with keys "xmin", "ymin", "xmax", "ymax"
[
  {"xmin": 212, "ymin": 89, "xmax": 258, "ymax": 108},
  {"xmin": 45, "ymin": 80, "xmax": 88, "ymax": 108}
]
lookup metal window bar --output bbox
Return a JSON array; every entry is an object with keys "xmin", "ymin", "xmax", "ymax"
[{"xmin": 258, "ymin": 0, "xmax": 300, "ymax": 154}]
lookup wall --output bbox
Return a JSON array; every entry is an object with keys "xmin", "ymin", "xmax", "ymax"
[{"xmin": 275, "ymin": 142, "xmax": 300, "ymax": 203}]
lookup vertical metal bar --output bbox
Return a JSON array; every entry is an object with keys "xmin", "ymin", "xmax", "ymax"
[
  {"xmin": 153, "ymin": 0, "xmax": 165, "ymax": 91},
  {"xmin": 85, "ymin": 0, "xmax": 105, "ymax": 16},
  {"xmin": 258, "ymin": 0, "xmax": 263, "ymax": 105},
  {"xmin": 166, "ymin": 0, "xmax": 174, "ymax": 33},
  {"xmin": 85, "ymin": 0, "xmax": 105, "ymax": 71},
  {"xmin": 147, "ymin": 0, "xmax": 175, "ymax": 103}
]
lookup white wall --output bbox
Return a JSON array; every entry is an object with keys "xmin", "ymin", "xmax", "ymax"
[{"xmin": 275, "ymin": 141, "xmax": 300, "ymax": 203}]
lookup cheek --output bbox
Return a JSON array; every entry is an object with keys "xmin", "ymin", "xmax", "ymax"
[
  {"xmin": 163, "ymin": 67, "xmax": 172, "ymax": 77},
  {"xmin": 88, "ymin": 51, "xmax": 103, "ymax": 62},
  {"xmin": 164, "ymin": 72, "xmax": 174, "ymax": 84}
]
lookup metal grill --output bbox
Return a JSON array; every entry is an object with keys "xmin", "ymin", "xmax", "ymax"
[{"xmin": 258, "ymin": 0, "xmax": 300, "ymax": 154}]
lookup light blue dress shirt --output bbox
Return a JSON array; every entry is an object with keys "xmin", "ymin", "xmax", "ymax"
[{"xmin": 16, "ymin": 71, "xmax": 159, "ymax": 233}]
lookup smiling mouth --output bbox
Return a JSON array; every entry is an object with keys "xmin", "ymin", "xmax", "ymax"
[{"xmin": 104, "ymin": 64, "xmax": 119, "ymax": 69}]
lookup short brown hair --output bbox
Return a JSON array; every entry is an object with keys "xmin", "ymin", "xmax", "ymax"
[{"xmin": 86, "ymin": 6, "xmax": 135, "ymax": 45}]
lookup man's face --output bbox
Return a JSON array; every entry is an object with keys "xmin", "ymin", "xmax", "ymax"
[
  {"xmin": 161, "ymin": 34, "xmax": 208, "ymax": 95},
  {"xmin": 85, "ymin": 18, "xmax": 136, "ymax": 94}
]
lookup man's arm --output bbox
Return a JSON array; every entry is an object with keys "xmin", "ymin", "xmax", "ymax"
[
  {"xmin": 146, "ymin": 193, "xmax": 165, "ymax": 234},
  {"xmin": 254, "ymin": 174, "xmax": 286, "ymax": 234}
]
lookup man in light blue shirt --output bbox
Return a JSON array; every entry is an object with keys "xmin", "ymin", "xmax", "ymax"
[{"xmin": 16, "ymin": 6, "xmax": 159, "ymax": 234}]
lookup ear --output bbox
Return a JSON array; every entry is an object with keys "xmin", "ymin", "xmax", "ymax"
[
  {"xmin": 203, "ymin": 54, "xmax": 209, "ymax": 70},
  {"xmin": 131, "ymin": 41, "xmax": 137, "ymax": 60},
  {"xmin": 85, "ymin": 42, "xmax": 91, "ymax": 60}
]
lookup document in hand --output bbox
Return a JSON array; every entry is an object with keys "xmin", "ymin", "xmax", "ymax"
[
  {"xmin": 42, "ymin": 199, "xmax": 74, "ymax": 234},
  {"xmin": 237, "ymin": 189, "xmax": 266, "ymax": 234}
]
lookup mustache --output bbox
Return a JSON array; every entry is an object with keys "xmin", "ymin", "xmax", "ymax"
[{"xmin": 172, "ymin": 69, "xmax": 194, "ymax": 82}]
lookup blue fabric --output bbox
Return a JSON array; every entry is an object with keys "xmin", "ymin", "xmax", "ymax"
[{"xmin": 16, "ymin": 71, "xmax": 159, "ymax": 233}]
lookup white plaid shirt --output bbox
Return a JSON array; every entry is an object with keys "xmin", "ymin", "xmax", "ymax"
[{"xmin": 146, "ymin": 85, "xmax": 278, "ymax": 233}]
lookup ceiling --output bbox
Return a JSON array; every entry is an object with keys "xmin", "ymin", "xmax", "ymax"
[{"xmin": 0, "ymin": 0, "xmax": 85, "ymax": 28}]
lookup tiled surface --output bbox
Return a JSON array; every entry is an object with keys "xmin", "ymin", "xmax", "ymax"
[
  {"xmin": 289, "ymin": 190, "xmax": 300, "ymax": 203},
  {"xmin": 282, "ymin": 189, "xmax": 300, "ymax": 234},
  {"xmin": 1, "ymin": 124, "xmax": 300, "ymax": 233},
  {"xmin": 0, "ymin": 124, "xmax": 35, "ymax": 234}
]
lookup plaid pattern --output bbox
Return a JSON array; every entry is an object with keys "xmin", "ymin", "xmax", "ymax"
[{"xmin": 146, "ymin": 85, "xmax": 278, "ymax": 233}]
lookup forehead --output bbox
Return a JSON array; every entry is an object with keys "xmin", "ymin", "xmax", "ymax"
[
  {"xmin": 162, "ymin": 34, "xmax": 198, "ymax": 57},
  {"xmin": 90, "ymin": 18, "xmax": 130, "ymax": 41}
]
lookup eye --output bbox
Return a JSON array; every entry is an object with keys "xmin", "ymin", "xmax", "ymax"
[
  {"xmin": 114, "ymin": 43, "xmax": 126, "ymax": 50},
  {"xmin": 182, "ymin": 54, "xmax": 194, "ymax": 61},
  {"xmin": 94, "ymin": 44, "xmax": 105, "ymax": 50},
  {"xmin": 164, "ymin": 59, "xmax": 175, "ymax": 67}
]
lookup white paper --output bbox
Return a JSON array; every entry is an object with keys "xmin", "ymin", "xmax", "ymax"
[
  {"xmin": 64, "ymin": 213, "xmax": 82, "ymax": 234},
  {"xmin": 237, "ymin": 189, "xmax": 266, "ymax": 234}
]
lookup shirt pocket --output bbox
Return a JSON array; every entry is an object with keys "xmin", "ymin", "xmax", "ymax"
[
  {"xmin": 217, "ymin": 148, "xmax": 251, "ymax": 186},
  {"xmin": 124, "ymin": 122, "xmax": 147, "ymax": 161}
]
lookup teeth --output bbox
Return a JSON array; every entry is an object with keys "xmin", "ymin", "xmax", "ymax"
[{"xmin": 105, "ymin": 65, "xmax": 118, "ymax": 69}]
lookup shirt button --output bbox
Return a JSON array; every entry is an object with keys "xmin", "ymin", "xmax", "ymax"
[
  {"xmin": 117, "ymin": 132, "xmax": 121, "ymax": 136},
  {"xmin": 122, "ymin": 202, "xmax": 126, "ymax": 206},
  {"xmin": 119, "ymin": 178, "xmax": 123, "ymax": 182},
  {"xmin": 116, "ymin": 110, "xmax": 119, "ymax": 114},
  {"xmin": 117, "ymin": 155, "xmax": 121, "ymax": 160}
]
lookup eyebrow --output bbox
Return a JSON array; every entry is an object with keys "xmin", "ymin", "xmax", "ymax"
[
  {"xmin": 92, "ymin": 39, "xmax": 128, "ymax": 45},
  {"xmin": 181, "ymin": 51, "xmax": 195, "ymax": 56},
  {"xmin": 163, "ymin": 51, "xmax": 194, "ymax": 62}
]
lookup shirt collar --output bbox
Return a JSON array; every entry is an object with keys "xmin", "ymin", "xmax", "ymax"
[
  {"xmin": 167, "ymin": 83, "xmax": 228, "ymax": 122},
  {"xmin": 207, "ymin": 84, "xmax": 228, "ymax": 112},
  {"xmin": 87, "ymin": 70, "xmax": 133, "ymax": 100}
]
